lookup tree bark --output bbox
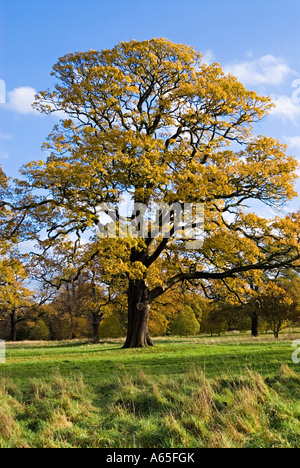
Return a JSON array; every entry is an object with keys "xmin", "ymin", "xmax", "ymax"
[
  {"xmin": 123, "ymin": 279, "xmax": 154, "ymax": 348},
  {"xmin": 251, "ymin": 311, "xmax": 259, "ymax": 337},
  {"xmin": 92, "ymin": 312, "xmax": 104, "ymax": 343},
  {"xmin": 10, "ymin": 310, "xmax": 17, "ymax": 342},
  {"xmin": 273, "ymin": 324, "xmax": 280, "ymax": 339}
]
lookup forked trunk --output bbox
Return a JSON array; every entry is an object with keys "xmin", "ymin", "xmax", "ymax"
[{"xmin": 123, "ymin": 279, "xmax": 154, "ymax": 348}]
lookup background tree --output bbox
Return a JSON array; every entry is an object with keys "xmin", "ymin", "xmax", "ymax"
[
  {"xmin": 13, "ymin": 38, "xmax": 300, "ymax": 347},
  {"xmin": 99, "ymin": 313, "xmax": 126, "ymax": 339},
  {"xmin": 17, "ymin": 304, "xmax": 53, "ymax": 341},
  {"xmin": 169, "ymin": 305, "xmax": 200, "ymax": 337},
  {"xmin": 0, "ymin": 242, "xmax": 34, "ymax": 341},
  {"xmin": 149, "ymin": 292, "xmax": 180, "ymax": 337},
  {"xmin": 200, "ymin": 303, "xmax": 227, "ymax": 336},
  {"xmin": 257, "ymin": 282, "xmax": 300, "ymax": 338}
]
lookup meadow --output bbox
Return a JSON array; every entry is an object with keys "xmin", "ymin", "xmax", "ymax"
[{"xmin": 0, "ymin": 333, "xmax": 300, "ymax": 448}]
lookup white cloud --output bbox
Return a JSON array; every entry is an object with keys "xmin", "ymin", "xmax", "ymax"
[
  {"xmin": 0, "ymin": 133, "xmax": 13, "ymax": 141},
  {"xmin": 202, "ymin": 49, "xmax": 214, "ymax": 65},
  {"xmin": 4, "ymin": 86, "xmax": 69, "ymax": 120},
  {"xmin": 0, "ymin": 151, "xmax": 9, "ymax": 160},
  {"xmin": 224, "ymin": 55, "xmax": 294, "ymax": 86},
  {"xmin": 7, "ymin": 87, "xmax": 38, "ymax": 115},
  {"xmin": 284, "ymin": 136, "xmax": 300, "ymax": 150},
  {"xmin": 19, "ymin": 240, "xmax": 39, "ymax": 255},
  {"xmin": 270, "ymin": 95, "xmax": 300, "ymax": 123}
]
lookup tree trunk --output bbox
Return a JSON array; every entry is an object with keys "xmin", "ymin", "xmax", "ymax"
[
  {"xmin": 123, "ymin": 279, "xmax": 154, "ymax": 348},
  {"xmin": 251, "ymin": 311, "xmax": 259, "ymax": 337},
  {"xmin": 274, "ymin": 325, "xmax": 280, "ymax": 339},
  {"xmin": 10, "ymin": 310, "xmax": 17, "ymax": 342},
  {"xmin": 92, "ymin": 312, "xmax": 104, "ymax": 343}
]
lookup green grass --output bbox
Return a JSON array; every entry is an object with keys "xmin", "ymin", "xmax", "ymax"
[{"xmin": 0, "ymin": 333, "xmax": 300, "ymax": 448}]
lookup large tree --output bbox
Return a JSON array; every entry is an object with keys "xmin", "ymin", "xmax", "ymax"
[{"xmin": 12, "ymin": 38, "xmax": 300, "ymax": 347}]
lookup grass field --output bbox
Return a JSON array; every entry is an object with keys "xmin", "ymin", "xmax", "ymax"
[{"xmin": 0, "ymin": 333, "xmax": 300, "ymax": 448}]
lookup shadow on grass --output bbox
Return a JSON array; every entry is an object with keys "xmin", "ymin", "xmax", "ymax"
[{"xmin": 8, "ymin": 340, "xmax": 123, "ymax": 348}]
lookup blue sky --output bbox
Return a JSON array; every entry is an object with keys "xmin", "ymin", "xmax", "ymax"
[{"xmin": 1, "ymin": 0, "xmax": 300, "ymax": 216}]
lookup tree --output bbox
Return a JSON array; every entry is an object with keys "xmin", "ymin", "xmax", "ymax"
[
  {"xmin": 149, "ymin": 292, "xmax": 180, "ymax": 337},
  {"xmin": 99, "ymin": 313, "xmax": 126, "ymax": 339},
  {"xmin": 0, "ymin": 165, "xmax": 39, "ymax": 341},
  {"xmin": 200, "ymin": 304, "xmax": 227, "ymax": 336},
  {"xmin": 12, "ymin": 38, "xmax": 300, "ymax": 347},
  {"xmin": 49, "ymin": 280, "xmax": 101, "ymax": 341},
  {"xmin": 17, "ymin": 305, "xmax": 52, "ymax": 341},
  {"xmin": 77, "ymin": 276, "xmax": 107, "ymax": 343},
  {"xmin": 169, "ymin": 306, "xmax": 200, "ymax": 337},
  {"xmin": 245, "ymin": 294, "xmax": 261, "ymax": 337},
  {"xmin": 257, "ymin": 282, "xmax": 299, "ymax": 338},
  {"xmin": 0, "ymin": 241, "xmax": 35, "ymax": 341}
]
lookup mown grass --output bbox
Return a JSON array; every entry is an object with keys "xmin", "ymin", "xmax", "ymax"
[{"xmin": 0, "ymin": 334, "xmax": 300, "ymax": 448}]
